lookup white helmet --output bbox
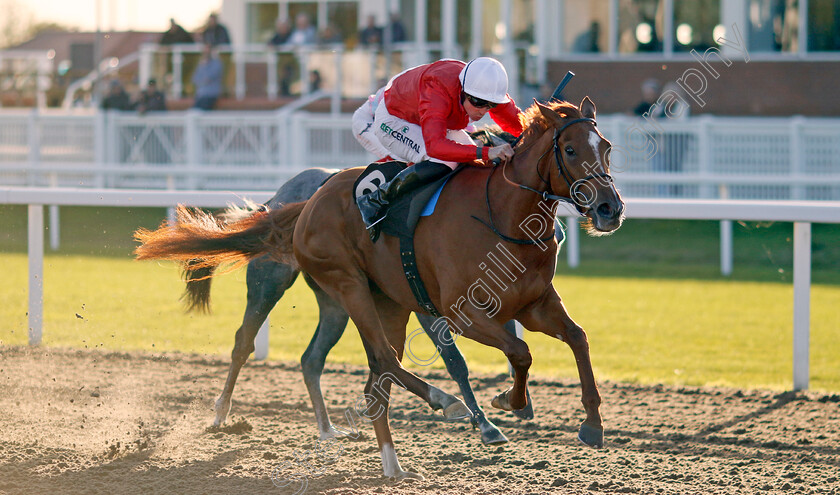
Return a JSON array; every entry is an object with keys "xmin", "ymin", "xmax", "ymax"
[{"xmin": 459, "ymin": 57, "xmax": 510, "ymax": 104}]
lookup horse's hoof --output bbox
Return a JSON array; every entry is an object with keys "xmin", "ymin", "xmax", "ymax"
[
  {"xmin": 443, "ymin": 401, "xmax": 471, "ymax": 420},
  {"xmin": 491, "ymin": 392, "xmax": 513, "ymax": 411},
  {"xmin": 319, "ymin": 426, "xmax": 343, "ymax": 440},
  {"xmin": 480, "ymin": 426, "xmax": 509, "ymax": 446},
  {"xmin": 512, "ymin": 388, "xmax": 534, "ymax": 420},
  {"xmin": 390, "ymin": 470, "xmax": 424, "ymax": 481},
  {"xmin": 577, "ymin": 422, "xmax": 604, "ymax": 448}
]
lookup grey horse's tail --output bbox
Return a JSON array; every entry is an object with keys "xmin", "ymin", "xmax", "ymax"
[{"xmin": 182, "ymin": 261, "xmax": 216, "ymax": 313}]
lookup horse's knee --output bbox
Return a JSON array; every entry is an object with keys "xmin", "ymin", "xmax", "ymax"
[
  {"xmin": 505, "ymin": 341, "xmax": 532, "ymax": 370},
  {"xmin": 564, "ymin": 324, "xmax": 589, "ymax": 350}
]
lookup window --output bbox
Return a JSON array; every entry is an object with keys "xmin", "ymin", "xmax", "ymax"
[
  {"xmin": 747, "ymin": 0, "xmax": 798, "ymax": 52},
  {"xmin": 564, "ymin": 0, "xmax": 608, "ymax": 53},
  {"xmin": 326, "ymin": 2, "xmax": 357, "ymax": 42},
  {"xmin": 618, "ymin": 0, "xmax": 665, "ymax": 53},
  {"xmin": 248, "ymin": 3, "xmax": 280, "ymax": 43},
  {"xmin": 673, "ymin": 0, "xmax": 720, "ymax": 52},
  {"xmin": 808, "ymin": 0, "xmax": 840, "ymax": 51}
]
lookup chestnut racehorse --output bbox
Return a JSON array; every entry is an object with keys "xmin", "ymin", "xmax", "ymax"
[{"xmin": 135, "ymin": 98, "xmax": 624, "ymax": 480}]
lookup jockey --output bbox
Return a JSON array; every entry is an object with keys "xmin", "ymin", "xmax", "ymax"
[{"xmin": 353, "ymin": 57, "xmax": 524, "ymax": 241}]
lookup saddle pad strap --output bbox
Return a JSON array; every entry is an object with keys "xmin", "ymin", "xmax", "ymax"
[{"xmin": 399, "ymin": 236, "xmax": 442, "ymax": 318}]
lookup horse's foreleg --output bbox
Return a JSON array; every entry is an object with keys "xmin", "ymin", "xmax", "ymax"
[
  {"xmin": 302, "ymin": 274, "xmax": 350, "ymax": 439},
  {"xmin": 517, "ymin": 287, "xmax": 603, "ymax": 448},
  {"xmin": 214, "ymin": 259, "xmax": 298, "ymax": 427},
  {"xmin": 324, "ymin": 279, "xmax": 470, "ymax": 420},
  {"xmin": 505, "ymin": 320, "xmax": 534, "ymax": 421},
  {"xmin": 416, "ymin": 313, "xmax": 508, "ymax": 445},
  {"xmin": 444, "ymin": 313, "xmax": 532, "ymax": 413}
]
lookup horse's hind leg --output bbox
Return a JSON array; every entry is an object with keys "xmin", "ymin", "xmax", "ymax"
[
  {"xmin": 213, "ymin": 256, "xmax": 298, "ymax": 427},
  {"xmin": 367, "ymin": 294, "xmax": 423, "ymax": 480},
  {"xmin": 415, "ymin": 313, "xmax": 508, "ymax": 445},
  {"xmin": 516, "ymin": 288, "xmax": 603, "ymax": 448},
  {"xmin": 301, "ymin": 273, "xmax": 350, "ymax": 439}
]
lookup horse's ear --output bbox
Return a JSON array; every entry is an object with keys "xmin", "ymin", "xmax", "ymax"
[
  {"xmin": 535, "ymin": 99, "xmax": 562, "ymax": 124},
  {"xmin": 580, "ymin": 97, "xmax": 596, "ymax": 120}
]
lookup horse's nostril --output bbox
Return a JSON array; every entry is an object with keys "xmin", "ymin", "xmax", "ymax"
[{"xmin": 597, "ymin": 202, "xmax": 612, "ymax": 218}]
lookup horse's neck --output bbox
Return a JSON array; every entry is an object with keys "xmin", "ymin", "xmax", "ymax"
[{"xmin": 487, "ymin": 141, "xmax": 557, "ymax": 238}]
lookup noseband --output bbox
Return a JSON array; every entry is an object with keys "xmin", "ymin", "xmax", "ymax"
[{"xmin": 472, "ymin": 116, "xmax": 614, "ymax": 245}]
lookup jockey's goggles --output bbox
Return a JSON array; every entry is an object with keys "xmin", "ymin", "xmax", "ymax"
[{"xmin": 464, "ymin": 93, "xmax": 497, "ymax": 109}]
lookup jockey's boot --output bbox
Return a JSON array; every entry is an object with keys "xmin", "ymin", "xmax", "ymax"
[{"xmin": 357, "ymin": 160, "xmax": 451, "ymax": 242}]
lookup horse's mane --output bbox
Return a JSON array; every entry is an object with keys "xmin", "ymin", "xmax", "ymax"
[{"xmin": 518, "ymin": 100, "xmax": 582, "ymax": 146}]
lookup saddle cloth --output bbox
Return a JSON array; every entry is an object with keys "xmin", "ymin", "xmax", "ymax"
[{"xmin": 352, "ymin": 161, "xmax": 462, "ymax": 239}]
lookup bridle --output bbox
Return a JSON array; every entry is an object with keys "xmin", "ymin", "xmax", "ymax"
[
  {"xmin": 516, "ymin": 117, "xmax": 613, "ymax": 211},
  {"xmin": 472, "ymin": 116, "xmax": 614, "ymax": 245}
]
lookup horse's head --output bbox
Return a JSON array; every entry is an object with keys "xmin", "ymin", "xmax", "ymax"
[{"xmin": 528, "ymin": 98, "xmax": 625, "ymax": 235}]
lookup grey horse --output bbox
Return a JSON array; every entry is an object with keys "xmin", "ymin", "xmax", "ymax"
[{"xmin": 186, "ymin": 167, "xmax": 534, "ymax": 446}]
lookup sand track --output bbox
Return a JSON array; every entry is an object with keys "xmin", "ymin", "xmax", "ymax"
[{"xmin": 1, "ymin": 346, "xmax": 839, "ymax": 494}]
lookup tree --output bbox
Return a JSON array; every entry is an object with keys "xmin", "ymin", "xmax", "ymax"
[
  {"xmin": 0, "ymin": 1, "xmax": 76, "ymax": 49},
  {"xmin": 0, "ymin": 0, "xmax": 34, "ymax": 48}
]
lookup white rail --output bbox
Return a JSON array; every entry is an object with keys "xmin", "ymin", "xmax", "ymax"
[{"xmin": 3, "ymin": 186, "xmax": 839, "ymax": 390}]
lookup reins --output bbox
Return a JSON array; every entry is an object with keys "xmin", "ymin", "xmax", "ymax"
[{"xmin": 471, "ymin": 115, "xmax": 613, "ymax": 245}]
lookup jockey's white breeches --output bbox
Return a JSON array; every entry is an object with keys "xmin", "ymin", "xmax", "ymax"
[{"xmin": 352, "ymin": 90, "xmax": 475, "ymax": 170}]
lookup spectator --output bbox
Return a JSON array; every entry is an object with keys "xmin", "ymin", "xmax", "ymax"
[
  {"xmin": 318, "ymin": 24, "xmax": 343, "ymax": 44},
  {"xmin": 201, "ymin": 13, "xmax": 230, "ymax": 46},
  {"xmin": 268, "ymin": 18, "xmax": 292, "ymax": 46},
  {"xmin": 309, "ymin": 69, "xmax": 322, "ymax": 91},
  {"xmin": 287, "ymin": 13, "xmax": 316, "ymax": 46},
  {"xmin": 192, "ymin": 45, "xmax": 224, "ymax": 110},
  {"xmin": 101, "ymin": 80, "xmax": 132, "ymax": 110},
  {"xmin": 359, "ymin": 14, "xmax": 383, "ymax": 46},
  {"xmin": 572, "ymin": 21, "xmax": 601, "ymax": 53},
  {"xmin": 279, "ymin": 64, "xmax": 294, "ymax": 96},
  {"xmin": 160, "ymin": 18, "xmax": 194, "ymax": 45},
  {"xmin": 385, "ymin": 12, "xmax": 407, "ymax": 43},
  {"xmin": 632, "ymin": 78, "xmax": 660, "ymax": 116},
  {"xmin": 135, "ymin": 78, "xmax": 167, "ymax": 114}
]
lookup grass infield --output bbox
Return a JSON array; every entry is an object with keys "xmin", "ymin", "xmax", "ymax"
[{"xmin": 1, "ymin": 205, "xmax": 838, "ymax": 392}]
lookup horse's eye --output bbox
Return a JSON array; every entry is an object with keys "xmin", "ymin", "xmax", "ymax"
[{"xmin": 564, "ymin": 146, "xmax": 575, "ymax": 156}]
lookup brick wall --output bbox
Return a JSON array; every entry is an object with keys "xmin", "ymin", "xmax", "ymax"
[{"xmin": 547, "ymin": 60, "xmax": 840, "ymax": 117}]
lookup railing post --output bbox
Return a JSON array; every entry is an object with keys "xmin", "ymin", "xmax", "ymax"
[
  {"xmin": 234, "ymin": 47, "xmax": 246, "ymax": 100},
  {"xmin": 720, "ymin": 219, "xmax": 732, "ymax": 276},
  {"xmin": 27, "ymin": 108, "xmax": 40, "ymax": 186},
  {"xmin": 185, "ymin": 109, "xmax": 200, "ymax": 190},
  {"xmin": 94, "ymin": 109, "xmax": 106, "ymax": 187},
  {"xmin": 172, "ymin": 47, "xmax": 184, "ymax": 99},
  {"xmin": 28, "ymin": 204, "xmax": 44, "ymax": 345},
  {"xmin": 792, "ymin": 221, "xmax": 811, "ymax": 390},
  {"xmin": 331, "ymin": 47, "xmax": 343, "ymax": 114},
  {"xmin": 566, "ymin": 216, "xmax": 580, "ymax": 268},
  {"xmin": 49, "ymin": 172, "xmax": 60, "ymax": 250},
  {"xmin": 790, "ymin": 116, "xmax": 805, "ymax": 200},
  {"xmin": 267, "ymin": 49, "xmax": 278, "ymax": 100},
  {"xmin": 138, "ymin": 43, "xmax": 153, "ymax": 90},
  {"xmin": 698, "ymin": 115, "xmax": 713, "ymax": 198}
]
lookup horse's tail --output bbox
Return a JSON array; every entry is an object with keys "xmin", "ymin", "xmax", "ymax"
[
  {"xmin": 134, "ymin": 201, "xmax": 306, "ymax": 270},
  {"xmin": 182, "ymin": 261, "xmax": 216, "ymax": 313}
]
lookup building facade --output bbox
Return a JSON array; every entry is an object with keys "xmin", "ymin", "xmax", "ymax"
[{"xmin": 219, "ymin": 0, "xmax": 839, "ymax": 115}]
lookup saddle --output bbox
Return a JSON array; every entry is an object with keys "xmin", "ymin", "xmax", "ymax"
[
  {"xmin": 349, "ymin": 129, "xmax": 517, "ymax": 317},
  {"xmin": 353, "ymin": 161, "xmax": 463, "ymax": 316}
]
